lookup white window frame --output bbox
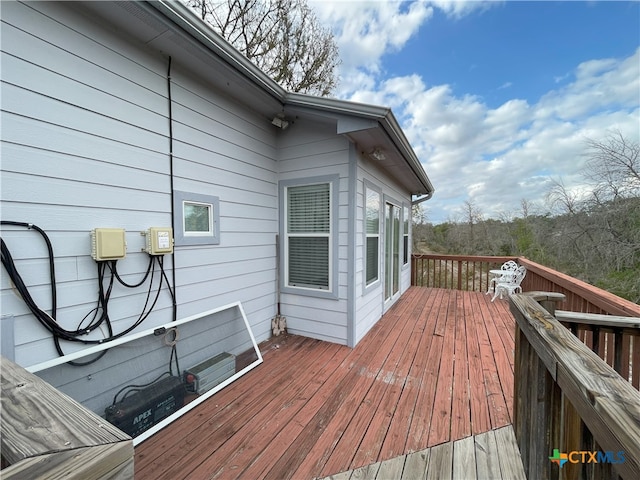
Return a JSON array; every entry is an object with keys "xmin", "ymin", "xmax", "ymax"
[
  {"xmin": 364, "ymin": 181, "xmax": 381, "ymax": 289},
  {"xmin": 280, "ymin": 176, "xmax": 339, "ymax": 299},
  {"xmin": 403, "ymin": 204, "xmax": 410, "ymax": 267},
  {"xmin": 183, "ymin": 200, "xmax": 214, "ymax": 237}
]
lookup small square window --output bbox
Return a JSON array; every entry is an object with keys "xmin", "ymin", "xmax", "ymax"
[
  {"xmin": 173, "ymin": 191, "xmax": 220, "ymax": 246},
  {"xmin": 184, "ymin": 201, "xmax": 213, "ymax": 236}
]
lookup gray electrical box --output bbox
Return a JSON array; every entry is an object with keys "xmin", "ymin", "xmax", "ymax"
[{"xmin": 183, "ymin": 352, "xmax": 235, "ymax": 395}]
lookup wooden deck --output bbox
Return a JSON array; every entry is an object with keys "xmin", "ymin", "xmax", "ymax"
[
  {"xmin": 134, "ymin": 287, "xmax": 518, "ymax": 479},
  {"xmin": 318, "ymin": 425, "xmax": 525, "ymax": 480}
]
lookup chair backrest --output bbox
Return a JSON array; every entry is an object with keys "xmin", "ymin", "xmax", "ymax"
[
  {"xmin": 502, "ymin": 260, "xmax": 518, "ymax": 271},
  {"xmin": 512, "ymin": 266, "xmax": 527, "ymax": 286}
]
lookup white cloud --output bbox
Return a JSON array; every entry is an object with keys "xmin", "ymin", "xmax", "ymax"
[
  {"xmin": 536, "ymin": 48, "xmax": 640, "ymax": 121},
  {"xmin": 429, "ymin": 0, "xmax": 499, "ymax": 19},
  {"xmin": 311, "ymin": 0, "xmax": 434, "ymax": 76},
  {"xmin": 376, "ymin": 50, "xmax": 637, "ymax": 222},
  {"xmin": 309, "ymin": 3, "xmax": 639, "ymax": 223}
]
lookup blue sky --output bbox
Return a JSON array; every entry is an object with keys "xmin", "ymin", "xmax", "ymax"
[{"xmin": 311, "ymin": 0, "xmax": 640, "ymax": 223}]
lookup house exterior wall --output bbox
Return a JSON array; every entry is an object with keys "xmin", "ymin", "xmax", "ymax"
[
  {"xmin": 1, "ymin": 1, "xmax": 423, "ymax": 385},
  {"xmin": 0, "ymin": 1, "xmax": 278, "ymax": 371},
  {"xmin": 353, "ymin": 154, "xmax": 413, "ymax": 345},
  {"xmin": 276, "ymin": 119, "xmax": 351, "ymax": 344}
]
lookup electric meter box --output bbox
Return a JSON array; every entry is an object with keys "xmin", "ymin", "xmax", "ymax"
[
  {"xmin": 91, "ymin": 228, "xmax": 126, "ymax": 261},
  {"xmin": 145, "ymin": 227, "xmax": 173, "ymax": 255}
]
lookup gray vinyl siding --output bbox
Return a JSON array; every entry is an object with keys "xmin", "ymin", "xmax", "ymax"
[
  {"xmin": 169, "ymin": 67, "xmax": 278, "ymax": 335},
  {"xmin": 1, "ymin": 3, "xmax": 427, "ymax": 417},
  {"xmin": 0, "ymin": 1, "xmax": 277, "ymax": 376},
  {"xmin": 353, "ymin": 153, "xmax": 413, "ymax": 345},
  {"xmin": 277, "ymin": 119, "xmax": 351, "ymax": 344}
]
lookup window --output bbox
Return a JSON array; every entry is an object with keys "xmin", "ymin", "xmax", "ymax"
[
  {"xmin": 173, "ymin": 191, "xmax": 220, "ymax": 246},
  {"xmin": 281, "ymin": 176, "xmax": 338, "ymax": 297},
  {"xmin": 403, "ymin": 205, "xmax": 410, "ymax": 266},
  {"xmin": 365, "ymin": 185, "xmax": 380, "ymax": 286},
  {"xmin": 286, "ymin": 182, "xmax": 331, "ymax": 290},
  {"xmin": 184, "ymin": 201, "xmax": 213, "ymax": 236}
]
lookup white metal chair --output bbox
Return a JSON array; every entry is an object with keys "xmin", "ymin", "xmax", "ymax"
[
  {"xmin": 492, "ymin": 265, "xmax": 526, "ymax": 301},
  {"xmin": 487, "ymin": 260, "xmax": 519, "ymax": 294}
]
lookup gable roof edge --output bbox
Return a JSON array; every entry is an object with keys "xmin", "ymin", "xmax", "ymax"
[{"xmin": 286, "ymin": 94, "xmax": 434, "ymax": 197}]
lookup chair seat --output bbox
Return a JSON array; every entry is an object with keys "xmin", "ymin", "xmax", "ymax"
[{"xmin": 491, "ymin": 265, "xmax": 527, "ymax": 301}]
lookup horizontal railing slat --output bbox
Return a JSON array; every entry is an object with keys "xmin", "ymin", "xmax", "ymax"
[{"xmin": 555, "ymin": 310, "xmax": 640, "ymax": 330}]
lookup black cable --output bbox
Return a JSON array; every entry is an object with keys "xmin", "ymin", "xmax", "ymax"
[
  {"xmin": 167, "ymin": 56, "xmax": 178, "ymax": 323},
  {"xmin": 111, "ymin": 257, "xmax": 154, "ymax": 288},
  {"xmin": 1, "ymin": 223, "xmax": 174, "ymax": 361},
  {"xmin": 1, "ymin": 237, "xmax": 104, "ymax": 340},
  {"xmin": 1, "ymin": 221, "xmax": 57, "ymax": 317},
  {"xmin": 158, "ymin": 255, "xmax": 176, "ymax": 310},
  {"xmin": 111, "ymin": 371, "xmax": 171, "ymax": 405}
]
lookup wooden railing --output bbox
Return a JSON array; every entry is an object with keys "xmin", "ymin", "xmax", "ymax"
[
  {"xmin": 411, "ymin": 254, "xmax": 517, "ymax": 292},
  {"xmin": 1, "ymin": 356, "xmax": 134, "ymax": 479},
  {"xmin": 411, "ymin": 254, "xmax": 640, "ymax": 389},
  {"xmin": 510, "ymin": 292, "xmax": 640, "ymax": 480},
  {"xmin": 517, "ymin": 258, "xmax": 640, "ymax": 318}
]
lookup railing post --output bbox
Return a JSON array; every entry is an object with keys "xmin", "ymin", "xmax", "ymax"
[{"xmin": 614, "ymin": 327, "xmax": 624, "ymax": 374}]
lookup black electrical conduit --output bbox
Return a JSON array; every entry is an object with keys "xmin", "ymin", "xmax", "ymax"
[
  {"xmin": 167, "ymin": 55, "xmax": 177, "ymax": 324},
  {"xmin": 0, "ymin": 57, "xmax": 179, "ymax": 364},
  {"xmin": 1, "ymin": 221, "xmax": 175, "ymax": 365}
]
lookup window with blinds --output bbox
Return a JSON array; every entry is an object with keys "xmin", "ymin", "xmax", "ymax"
[
  {"xmin": 403, "ymin": 205, "xmax": 410, "ymax": 266},
  {"xmin": 286, "ymin": 183, "xmax": 331, "ymax": 290},
  {"xmin": 365, "ymin": 186, "xmax": 380, "ymax": 285}
]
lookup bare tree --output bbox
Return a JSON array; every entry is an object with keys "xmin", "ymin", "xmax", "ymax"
[
  {"xmin": 184, "ymin": 0, "xmax": 340, "ymax": 96},
  {"xmin": 546, "ymin": 178, "xmax": 581, "ymax": 216},
  {"xmin": 584, "ymin": 130, "xmax": 640, "ymax": 203}
]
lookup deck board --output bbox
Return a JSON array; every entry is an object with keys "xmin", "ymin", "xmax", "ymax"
[
  {"xmin": 320, "ymin": 425, "xmax": 525, "ymax": 480},
  {"xmin": 134, "ymin": 287, "xmax": 517, "ymax": 480}
]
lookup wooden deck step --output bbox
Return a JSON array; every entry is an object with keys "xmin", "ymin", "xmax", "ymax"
[{"xmin": 317, "ymin": 425, "xmax": 526, "ymax": 480}]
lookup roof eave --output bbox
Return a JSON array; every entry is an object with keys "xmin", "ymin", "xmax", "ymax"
[
  {"xmin": 150, "ymin": 0, "xmax": 287, "ymax": 103},
  {"xmin": 148, "ymin": 1, "xmax": 434, "ymax": 198},
  {"xmin": 286, "ymin": 94, "xmax": 434, "ymax": 197}
]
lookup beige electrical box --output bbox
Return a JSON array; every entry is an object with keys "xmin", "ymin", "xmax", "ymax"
[
  {"xmin": 91, "ymin": 228, "xmax": 126, "ymax": 261},
  {"xmin": 144, "ymin": 227, "xmax": 174, "ymax": 255}
]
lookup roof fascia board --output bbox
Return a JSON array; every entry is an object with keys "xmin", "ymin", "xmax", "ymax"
[
  {"xmin": 286, "ymin": 92, "xmax": 390, "ymax": 120},
  {"xmin": 380, "ymin": 110, "xmax": 435, "ymax": 196},
  {"xmin": 149, "ymin": 0, "xmax": 287, "ymax": 103},
  {"xmin": 144, "ymin": 1, "xmax": 433, "ymax": 197},
  {"xmin": 286, "ymin": 93, "xmax": 434, "ymax": 196}
]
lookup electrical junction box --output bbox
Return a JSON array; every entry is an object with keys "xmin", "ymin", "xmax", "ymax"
[
  {"xmin": 144, "ymin": 227, "xmax": 173, "ymax": 255},
  {"xmin": 91, "ymin": 228, "xmax": 126, "ymax": 261},
  {"xmin": 183, "ymin": 352, "xmax": 235, "ymax": 395}
]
